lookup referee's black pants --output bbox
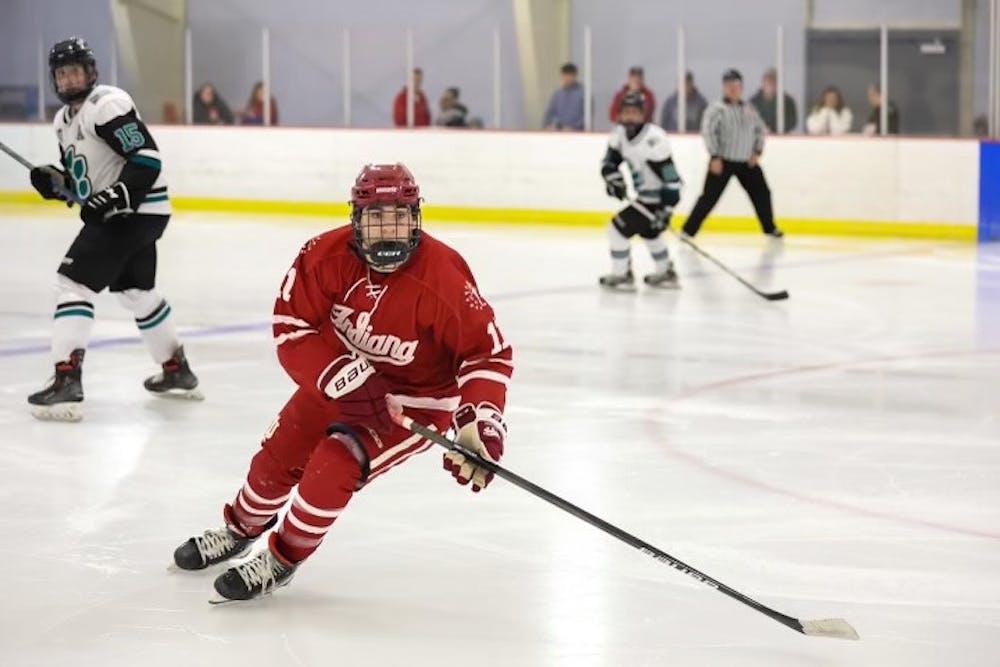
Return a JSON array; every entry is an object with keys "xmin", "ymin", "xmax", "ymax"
[{"xmin": 681, "ymin": 160, "xmax": 776, "ymax": 237}]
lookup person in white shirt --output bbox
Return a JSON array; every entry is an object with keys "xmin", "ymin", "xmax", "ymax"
[{"xmin": 805, "ymin": 86, "xmax": 853, "ymax": 135}]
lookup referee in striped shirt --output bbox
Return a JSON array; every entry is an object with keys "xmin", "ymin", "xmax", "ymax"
[{"xmin": 681, "ymin": 69, "xmax": 783, "ymax": 238}]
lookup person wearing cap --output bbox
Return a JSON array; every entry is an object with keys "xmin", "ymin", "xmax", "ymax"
[
  {"xmin": 543, "ymin": 62, "xmax": 585, "ymax": 131},
  {"xmin": 681, "ymin": 68, "xmax": 783, "ymax": 239},
  {"xmin": 608, "ymin": 66, "xmax": 656, "ymax": 124}
]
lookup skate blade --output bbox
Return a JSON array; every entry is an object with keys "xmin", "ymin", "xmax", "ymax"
[
  {"xmin": 167, "ymin": 562, "xmax": 226, "ymax": 574},
  {"xmin": 207, "ymin": 577, "xmax": 294, "ymax": 605},
  {"xmin": 148, "ymin": 387, "xmax": 205, "ymax": 401},
  {"xmin": 645, "ymin": 282, "xmax": 680, "ymax": 290},
  {"xmin": 30, "ymin": 403, "xmax": 83, "ymax": 422},
  {"xmin": 599, "ymin": 283, "xmax": 637, "ymax": 292}
]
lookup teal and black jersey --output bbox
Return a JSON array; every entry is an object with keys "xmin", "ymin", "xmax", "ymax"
[{"xmin": 53, "ymin": 84, "xmax": 170, "ymax": 216}]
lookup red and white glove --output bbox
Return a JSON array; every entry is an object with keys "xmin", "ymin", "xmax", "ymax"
[
  {"xmin": 444, "ymin": 402, "xmax": 506, "ymax": 493},
  {"xmin": 320, "ymin": 353, "xmax": 392, "ymax": 433}
]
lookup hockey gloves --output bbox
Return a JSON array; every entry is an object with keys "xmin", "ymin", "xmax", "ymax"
[
  {"xmin": 321, "ymin": 353, "xmax": 392, "ymax": 433},
  {"xmin": 444, "ymin": 402, "xmax": 506, "ymax": 493},
  {"xmin": 81, "ymin": 182, "xmax": 132, "ymax": 225},
  {"xmin": 30, "ymin": 165, "xmax": 73, "ymax": 206},
  {"xmin": 604, "ymin": 172, "xmax": 627, "ymax": 200}
]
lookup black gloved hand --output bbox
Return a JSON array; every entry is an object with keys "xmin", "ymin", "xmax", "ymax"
[
  {"xmin": 660, "ymin": 183, "xmax": 681, "ymax": 207},
  {"xmin": 30, "ymin": 165, "xmax": 72, "ymax": 205},
  {"xmin": 650, "ymin": 207, "xmax": 671, "ymax": 233},
  {"xmin": 604, "ymin": 172, "xmax": 627, "ymax": 200},
  {"xmin": 80, "ymin": 182, "xmax": 131, "ymax": 225}
]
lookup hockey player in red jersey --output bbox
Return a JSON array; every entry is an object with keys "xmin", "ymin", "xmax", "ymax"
[{"xmin": 172, "ymin": 163, "xmax": 513, "ymax": 602}]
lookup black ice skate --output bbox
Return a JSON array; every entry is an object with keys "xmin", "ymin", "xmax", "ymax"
[
  {"xmin": 28, "ymin": 349, "xmax": 85, "ymax": 422},
  {"xmin": 173, "ymin": 508, "xmax": 275, "ymax": 570},
  {"xmin": 210, "ymin": 534, "xmax": 297, "ymax": 604},
  {"xmin": 643, "ymin": 266, "xmax": 680, "ymax": 289},
  {"xmin": 144, "ymin": 346, "xmax": 203, "ymax": 400},
  {"xmin": 598, "ymin": 270, "xmax": 636, "ymax": 291}
]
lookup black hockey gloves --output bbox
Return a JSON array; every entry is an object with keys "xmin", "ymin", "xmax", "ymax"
[
  {"xmin": 604, "ymin": 172, "xmax": 626, "ymax": 200},
  {"xmin": 80, "ymin": 182, "xmax": 132, "ymax": 224},
  {"xmin": 30, "ymin": 165, "xmax": 73, "ymax": 206}
]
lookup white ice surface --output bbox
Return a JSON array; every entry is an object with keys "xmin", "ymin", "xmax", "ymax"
[{"xmin": 1, "ymin": 209, "xmax": 998, "ymax": 666}]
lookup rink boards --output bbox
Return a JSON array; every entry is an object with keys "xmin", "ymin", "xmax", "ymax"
[{"xmin": 0, "ymin": 122, "xmax": 995, "ymax": 240}]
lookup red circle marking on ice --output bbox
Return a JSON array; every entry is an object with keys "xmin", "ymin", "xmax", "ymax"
[{"xmin": 653, "ymin": 347, "xmax": 1000, "ymax": 540}]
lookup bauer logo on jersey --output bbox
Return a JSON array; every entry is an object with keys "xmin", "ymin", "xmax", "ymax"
[{"xmin": 330, "ymin": 305, "xmax": 418, "ymax": 365}]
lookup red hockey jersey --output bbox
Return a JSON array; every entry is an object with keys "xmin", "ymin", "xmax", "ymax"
[{"xmin": 271, "ymin": 226, "xmax": 513, "ymax": 417}]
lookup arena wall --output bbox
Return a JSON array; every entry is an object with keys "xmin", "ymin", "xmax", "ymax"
[{"xmin": 0, "ymin": 123, "xmax": 989, "ymax": 240}]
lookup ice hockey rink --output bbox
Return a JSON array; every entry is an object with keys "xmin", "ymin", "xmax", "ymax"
[{"xmin": 1, "ymin": 208, "xmax": 998, "ymax": 667}]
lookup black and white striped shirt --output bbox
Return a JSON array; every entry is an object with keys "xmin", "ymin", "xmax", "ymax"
[{"xmin": 701, "ymin": 99, "xmax": 766, "ymax": 162}]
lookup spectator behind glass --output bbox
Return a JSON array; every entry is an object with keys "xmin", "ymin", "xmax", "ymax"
[
  {"xmin": 750, "ymin": 68, "xmax": 798, "ymax": 133},
  {"xmin": 240, "ymin": 81, "xmax": 279, "ymax": 126},
  {"xmin": 543, "ymin": 62, "xmax": 584, "ymax": 131},
  {"xmin": 393, "ymin": 68, "xmax": 431, "ymax": 127},
  {"xmin": 192, "ymin": 83, "xmax": 234, "ymax": 125},
  {"xmin": 805, "ymin": 86, "xmax": 852, "ymax": 135},
  {"xmin": 862, "ymin": 84, "xmax": 900, "ymax": 135},
  {"xmin": 608, "ymin": 66, "xmax": 655, "ymax": 123},
  {"xmin": 660, "ymin": 71, "xmax": 708, "ymax": 132},
  {"xmin": 435, "ymin": 87, "xmax": 468, "ymax": 127},
  {"xmin": 973, "ymin": 114, "xmax": 989, "ymax": 137}
]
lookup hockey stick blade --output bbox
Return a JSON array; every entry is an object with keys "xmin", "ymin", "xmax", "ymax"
[
  {"xmin": 384, "ymin": 396, "xmax": 858, "ymax": 639},
  {"xmin": 799, "ymin": 618, "xmax": 860, "ymax": 640},
  {"xmin": 763, "ymin": 289, "xmax": 790, "ymax": 301},
  {"xmin": 670, "ymin": 229, "xmax": 789, "ymax": 302}
]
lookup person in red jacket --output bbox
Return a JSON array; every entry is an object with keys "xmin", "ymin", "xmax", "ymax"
[
  {"xmin": 392, "ymin": 68, "xmax": 431, "ymax": 127},
  {"xmin": 608, "ymin": 66, "xmax": 655, "ymax": 124},
  {"xmin": 172, "ymin": 163, "xmax": 513, "ymax": 603}
]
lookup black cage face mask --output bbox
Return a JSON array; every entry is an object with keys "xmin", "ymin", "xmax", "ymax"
[
  {"xmin": 620, "ymin": 105, "xmax": 645, "ymax": 140},
  {"xmin": 353, "ymin": 205, "xmax": 422, "ymax": 271},
  {"xmin": 623, "ymin": 121, "xmax": 645, "ymax": 140}
]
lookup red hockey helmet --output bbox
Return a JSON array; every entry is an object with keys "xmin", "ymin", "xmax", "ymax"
[
  {"xmin": 351, "ymin": 163, "xmax": 420, "ymax": 210},
  {"xmin": 350, "ymin": 163, "xmax": 422, "ymax": 271}
]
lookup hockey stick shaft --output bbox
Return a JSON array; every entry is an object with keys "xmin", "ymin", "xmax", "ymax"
[
  {"xmin": 0, "ymin": 140, "xmax": 35, "ymax": 170},
  {"xmin": 0, "ymin": 140, "xmax": 84, "ymax": 205},
  {"xmin": 385, "ymin": 398, "xmax": 856, "ymax": 639},
  {"xmin": 669, "ymin": 228, "xmax": 789, "ymax": 301}
]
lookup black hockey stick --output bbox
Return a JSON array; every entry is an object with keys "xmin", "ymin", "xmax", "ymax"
[
  {"xmin": 385, "ymin": 397, "xmax": 857, "ymax": 640},
  {"xmin": 669, "ymin": 228, "xmax": 789, "ymax": 301},
  {"xmin": 0, "ymin": 140, "xmax": 84, "ymax": 205}
]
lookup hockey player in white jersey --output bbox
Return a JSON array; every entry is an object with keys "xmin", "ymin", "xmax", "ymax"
[
  {"xmin": 599, "ymin": 91, "xmax": 683, "ymax": 290},
  {"xmin": 27, "ymin": 37, "xmax": 200, "ymax": 421}
]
